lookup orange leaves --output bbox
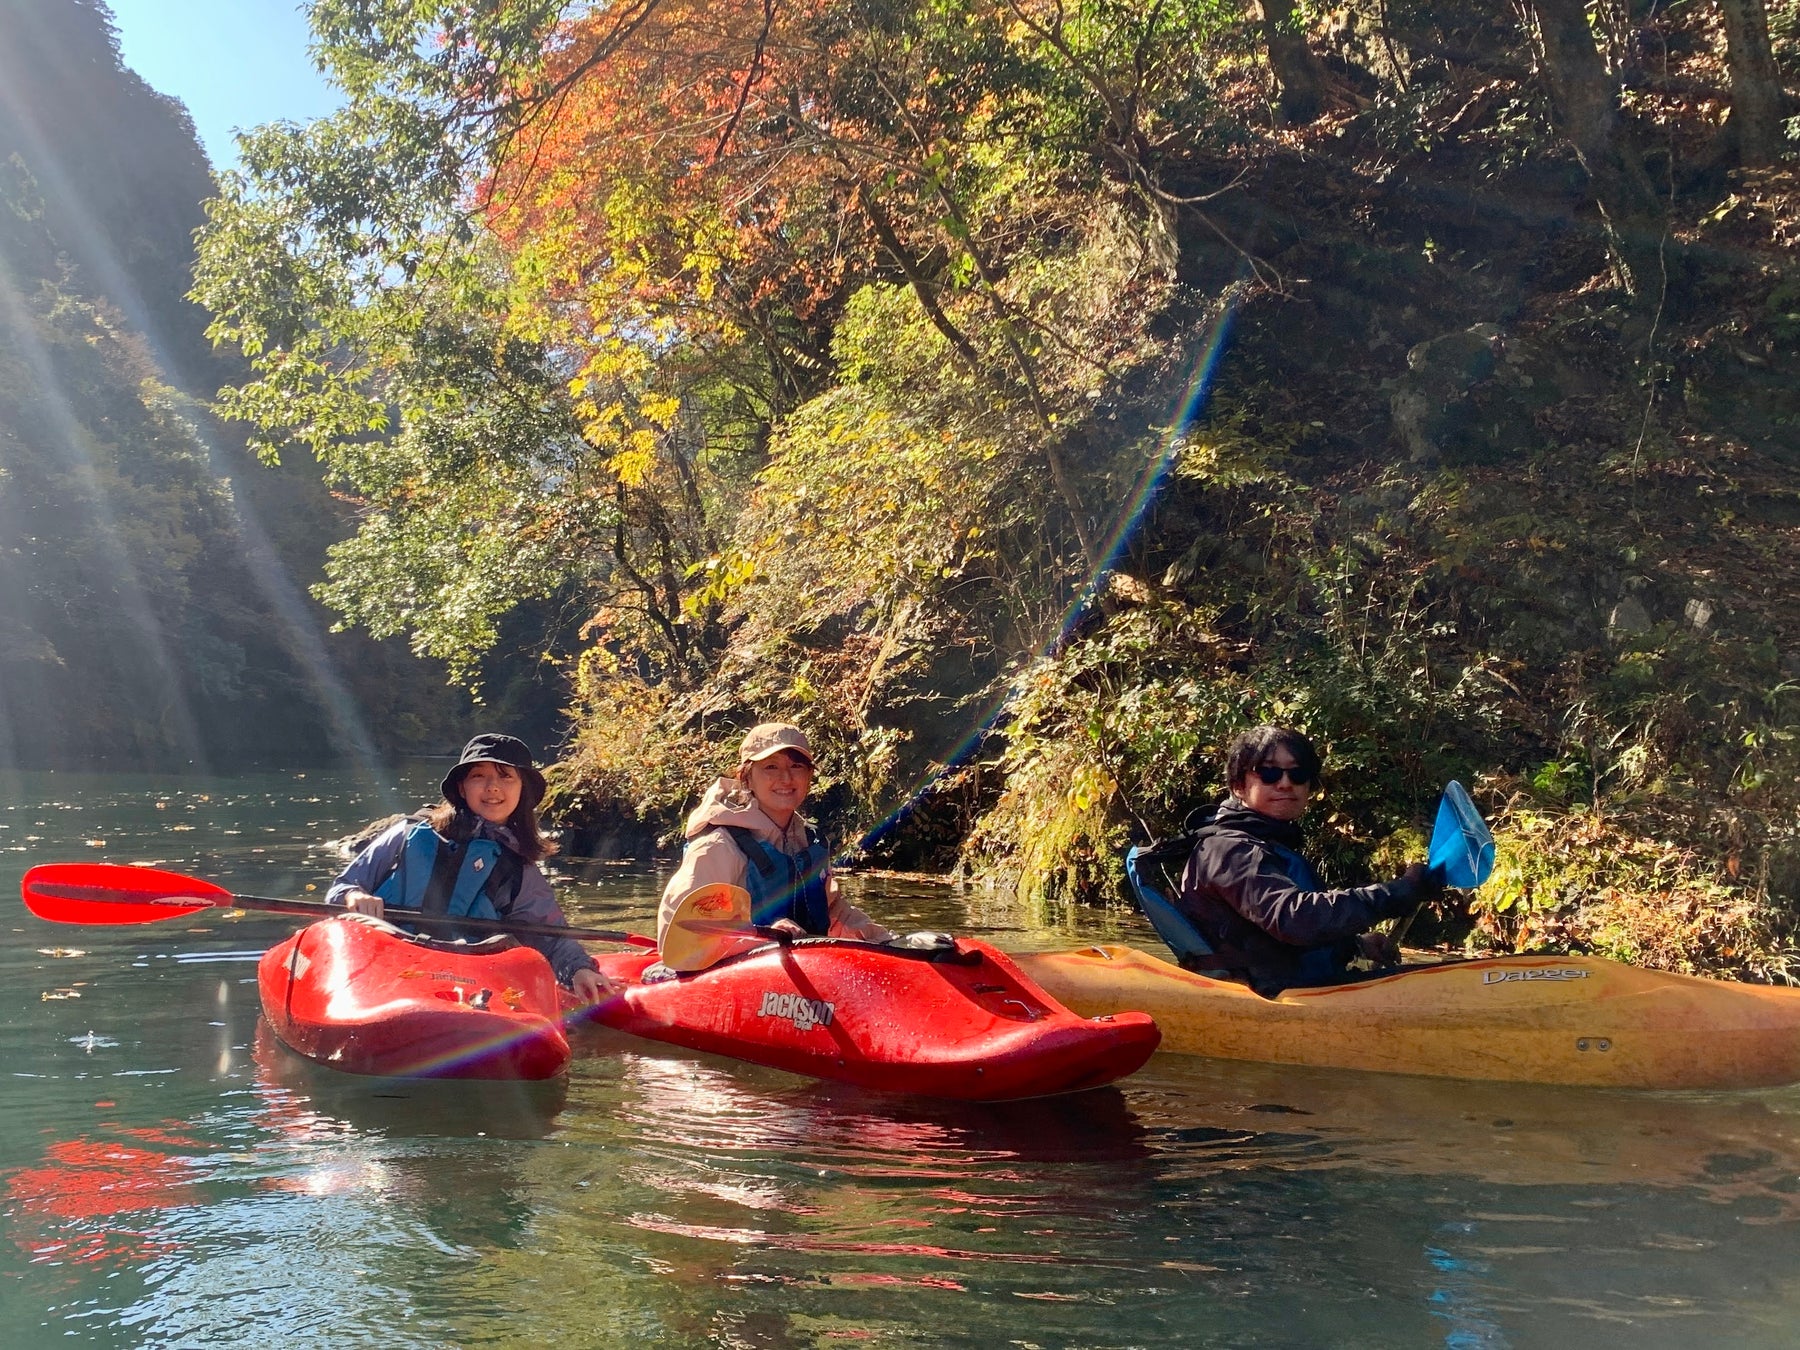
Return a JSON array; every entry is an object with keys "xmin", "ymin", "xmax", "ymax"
[{"xmin": 478, "ymin": 0, "xmax": 979, "ymax": 361}]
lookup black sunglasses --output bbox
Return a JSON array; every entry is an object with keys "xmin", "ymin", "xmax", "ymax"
[{"xmin": 1253, "ymin": 764, "xmax": 1315, "ymax": 786}]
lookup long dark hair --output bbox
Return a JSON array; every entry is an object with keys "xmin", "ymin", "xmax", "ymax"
[{"xmin": 428, "ymin": 772, "xmax": 557, "ymax": 864}]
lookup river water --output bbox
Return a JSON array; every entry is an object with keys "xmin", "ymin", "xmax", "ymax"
[{"xmin": 3, "ymin": 766, "xmax": 1800, "ymax": 1347}]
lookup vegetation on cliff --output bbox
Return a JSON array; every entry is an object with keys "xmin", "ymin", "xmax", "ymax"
[
  {"xmin": 0, "ymin": 0, "xmax": 485, "ymax": 766},
  {"xmin": 195, "ymin": 0, "xmax": 1799, "ymax": 976}
]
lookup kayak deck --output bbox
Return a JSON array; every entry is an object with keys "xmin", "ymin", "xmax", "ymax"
[
  {"xmin": 1012, "ymin": 944, "xmax": 1800, "ymax": 1089},
  {"xmin": 577, "ymin": 936, "xmax": 1160, "ymax": 1100},
  {"xmin": 258, "ymin": 917, "xmax": 571, "ymax": 1080}
]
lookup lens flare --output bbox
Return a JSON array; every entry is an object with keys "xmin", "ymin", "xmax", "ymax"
[{"xmin": 852, "ymin": 287, "xmax": 1242, "ymax": 856}]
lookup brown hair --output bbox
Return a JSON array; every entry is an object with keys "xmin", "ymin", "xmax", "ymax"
[{"xmin": 429, "ymin": 772, "xmax": 558, "ymax": 864}]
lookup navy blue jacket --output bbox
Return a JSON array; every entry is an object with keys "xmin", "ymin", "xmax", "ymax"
[{"xmin": 1176, "ymin": 798, "xmax": 1423, "ymax": 993}]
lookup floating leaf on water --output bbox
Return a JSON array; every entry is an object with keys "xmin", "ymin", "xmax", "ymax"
[
  {"xmin": 42, "ymin": 989, "xmax": 81, "ymax": 1001},
  {"xmin": 85, "ymin": 839, "xmax": 107, "ymax": 847},
  {"xmin": 37, "ymin": 948, "xmax": 88, "ymax": 958},
  {"xmin": 224, "ymin": 910, "xmax": 247, "ymax": 919}
]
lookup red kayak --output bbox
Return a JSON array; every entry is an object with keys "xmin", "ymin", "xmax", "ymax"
[
  {"xmin": 573, "ymin": 936, "xmax": 1160, "ymax": 1100},
  {"xmin": 258, "ymin": 917, "xmax": 572, "ymax": 1080}
]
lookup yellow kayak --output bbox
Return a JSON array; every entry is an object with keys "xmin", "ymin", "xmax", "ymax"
[{"xmin": 1011, "ymin": 944, "xmax": 1800, "ymax": 1089}]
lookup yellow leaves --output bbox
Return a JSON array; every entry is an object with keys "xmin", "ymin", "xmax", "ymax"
[
  {"xmin": 568, "ymin": 348, "xmax": 686, "ymax": 487},
  {"xmin": 1067, "ymin": 763, "xmax": 1118, "ymax": 815},
  {"xmin": 682, "ymin": 549, "xmax": 760, "ymax": 618},
  {"xmin": 607, "ymin": 441, "xmax": 657, "ymax": 487}
]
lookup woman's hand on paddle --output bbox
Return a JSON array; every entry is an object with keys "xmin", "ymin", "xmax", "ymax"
[
  {"xmin": 766, "ymin": 918, "xmax": 807, "ymax": 938},
  {"xmin": 343, "ymin": 889, "xmax": 384, "ymax": 918},
  {"xmin": 570, "ymin": 966, "xmax": 621, "ymax": 1003}
]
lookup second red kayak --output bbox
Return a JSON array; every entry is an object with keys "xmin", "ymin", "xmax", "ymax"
[
  {"xmin": 259, "ymin": 917, "xmax": 572, "ymax": 1080},
  {"xmin": 573, "ymin": 935, "xmax": 1160, "ymax": 1100}
]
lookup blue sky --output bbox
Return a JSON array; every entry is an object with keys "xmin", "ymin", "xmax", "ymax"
[{"xmin": 107, "ymin": 0, "xmax": 344, "ymax": 172}]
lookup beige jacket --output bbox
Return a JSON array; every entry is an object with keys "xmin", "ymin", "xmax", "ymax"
[{"xmin": 657, "ymin": 779, "xmax": 891, "ymax": 950}]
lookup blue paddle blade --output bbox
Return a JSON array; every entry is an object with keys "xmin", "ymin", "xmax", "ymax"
[{"xmin": 1428, "ymin": 780, "xmax": 1495, "ymax": 888}]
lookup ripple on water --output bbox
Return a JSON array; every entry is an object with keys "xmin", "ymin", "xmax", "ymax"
[{"xmin": 6, "ymin": 767, "xmax": 1800, "ymax": 1346}]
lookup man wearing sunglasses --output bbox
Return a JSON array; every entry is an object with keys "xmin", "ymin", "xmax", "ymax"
[{"xmin": 1176, "ymin": 725, "xmax": 1442, "ymax": 995}]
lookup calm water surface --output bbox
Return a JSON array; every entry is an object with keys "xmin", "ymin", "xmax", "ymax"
[{"xmin": 4, "ymin": 766, "xmax": 1800, "ymax": 1347}]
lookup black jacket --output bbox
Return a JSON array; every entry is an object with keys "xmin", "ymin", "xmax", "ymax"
[{"xmin": 1176, "ymin": 798, "xmax": 1425, "ymax": 994}]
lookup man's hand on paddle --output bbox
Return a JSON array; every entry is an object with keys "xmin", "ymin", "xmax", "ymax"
[{"xmin": 1357, "ymin": 931, "xmax": 1402, "ymax": 968}]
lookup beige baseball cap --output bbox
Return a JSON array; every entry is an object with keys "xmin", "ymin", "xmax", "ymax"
[{"xmin": 738, "ymin": 722, "xmax": 815, "ymax": 767}]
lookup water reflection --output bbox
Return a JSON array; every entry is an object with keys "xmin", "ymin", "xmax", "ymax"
[
  {"xmin": 5, "ymin": 1124, "xmax": 205, "ymax": 1267},
  {"xmin": 252, "ymin": 1020, "xmax": 569, "ymax": 1142},
  {"xmin": 6, "ymin": 767, "xmax": 1800, "ymax": 1346},
  {"xmin": 1128, "ymin": 1054, "xmax": 1800, "ymax": 1203}
]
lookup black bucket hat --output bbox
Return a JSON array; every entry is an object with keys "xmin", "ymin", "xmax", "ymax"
[{"xmin": 440, "ymin": 733, "xmax": 547, "ymax": 809}]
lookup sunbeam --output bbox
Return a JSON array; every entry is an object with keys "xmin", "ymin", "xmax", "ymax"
[{"xmin": 852, "ymin": 286, "xmax": 1243, "ymax": 857}]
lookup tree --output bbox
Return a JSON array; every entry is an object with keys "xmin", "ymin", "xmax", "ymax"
[
  {"xmin": 1260, "ymin": 0, "xmax": 1329, "ymax": 125},
  {"xmin": 1523, "ymin": 0, "xmax": 1666, "ymax": 297},
  {"xmin": 1719, "ymin": 0, "xmax": 1788, "ymax": 167},
  {"xmin": 486, "ymin": 0, "xmax": 1236, "ymax": 584},
  {"xmin": 0, "ymin": 0, "xmax": 471, "ymax": 765}
]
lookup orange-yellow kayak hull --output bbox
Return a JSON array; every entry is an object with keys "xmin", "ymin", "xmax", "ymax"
[{"xmin": 1011, "ymin": 945, "xmax": 1800, "ymax": 1089}]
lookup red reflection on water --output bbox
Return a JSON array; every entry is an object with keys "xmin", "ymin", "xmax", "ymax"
[
  {"xmin": 627, "ymin": 1213, "xmax": 1070, "ymax": 1264},
  {"xmin": 830, "ymin": 1272, "xmax": 968, "ymax": 1292},
  {"xmin": 4, "ymin": 1127, "xmax": 202, "ymax": 1265}
]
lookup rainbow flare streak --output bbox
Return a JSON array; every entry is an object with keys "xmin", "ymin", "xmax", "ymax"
[{"xmin": 853, "ymin": 288, "xmax": 1243, "ymax": 855}]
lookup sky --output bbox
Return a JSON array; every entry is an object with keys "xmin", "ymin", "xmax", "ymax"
[{"xmin": 106, "ymin": 0, "xmax": 344, "ymax": 172}]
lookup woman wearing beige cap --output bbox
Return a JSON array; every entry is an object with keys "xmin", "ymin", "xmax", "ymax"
[{"xmin": 657, "ymin": 723, "xmax": 891, "ymax": 952}]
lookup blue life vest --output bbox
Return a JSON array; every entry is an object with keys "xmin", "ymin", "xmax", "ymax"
[
  {"xmin": 722, "ymin": 825, "xmax": 832, "ymax": 935},
  {"xmin": 1267, "ymin": 840, "xmax": 1323, "ymax": 891},
  {"xmin": 1259, "ymin": 842, "xmax": 1340, "ymax": 982},
  {"xmin": 373, "ymin": 818, "xmax": 520, "ymax": 923},
  {"xmin": 1135, "ymin": 815, "xmax": 1341, "ymax": 989}
]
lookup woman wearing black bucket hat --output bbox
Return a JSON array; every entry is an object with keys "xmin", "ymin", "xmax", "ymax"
[{"xmin": 327, "ymin": 734, "xmax": 613, "ymax": 1003}]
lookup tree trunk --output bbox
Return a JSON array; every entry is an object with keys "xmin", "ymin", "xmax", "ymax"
[
  {"xmin": 1526, "ymin": 0, "xmax": 1666, "ymax": 297},
  {"xmin": 1261, "ymin": 0, "xmax": 1329, "ymax": 125},
  {"xmin": 1719, "ymin": 0, "xmax": 1787, "ymax": 167}
]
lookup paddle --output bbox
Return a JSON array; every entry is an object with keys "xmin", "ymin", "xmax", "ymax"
[
  {"xmin": 20, "ymin": 862, "xmax": 659, "ymax": 949},
  {"xmin": 657, "ymin": 882, "xmax": 980, "ymax": 973},
  {"xmin": 1427, "ymin": 779, "xmax": 1496, "ymax": 888},
  {"xmin": 1390, "ymin": 780, "xmax": 1496, "ymax": 952},
  {"xmin": 658, "ymin": 883, "xmax": 766, "ymax": 972}
]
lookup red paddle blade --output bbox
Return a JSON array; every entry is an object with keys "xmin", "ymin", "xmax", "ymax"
[{"xmin": 21, "ymin": 863, "xmax": 233, "ymax": 925}]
